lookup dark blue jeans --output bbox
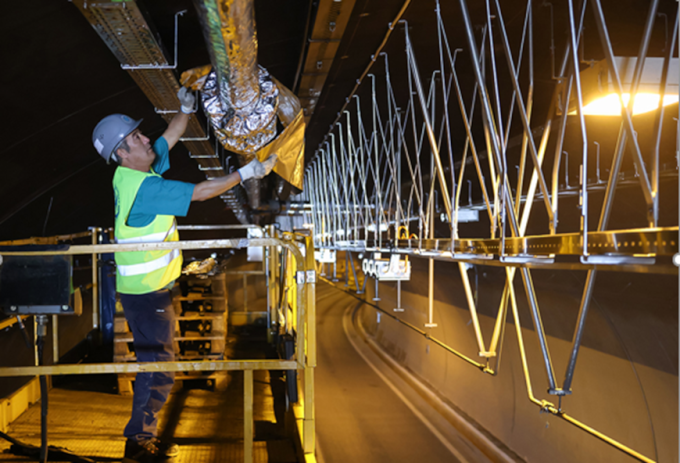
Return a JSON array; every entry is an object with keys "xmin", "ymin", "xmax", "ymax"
[{"xmin": 120, "ymin": 289, "xmax": 175, "ymax": 442}]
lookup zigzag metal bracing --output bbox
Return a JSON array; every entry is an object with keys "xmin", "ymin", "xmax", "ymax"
[{"xmin": 295, "ymin": 0, "xmax": 679, "ymax": 461}]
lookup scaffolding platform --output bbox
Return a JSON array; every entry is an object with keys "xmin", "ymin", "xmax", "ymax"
[{"xmin": 0, "ymin": 328, "xmax": 297, "ymax": 463}]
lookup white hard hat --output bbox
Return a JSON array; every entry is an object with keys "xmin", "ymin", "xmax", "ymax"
[{"xmin": 92, "ymin": 114, "xmax": 142, "ymax": 163}]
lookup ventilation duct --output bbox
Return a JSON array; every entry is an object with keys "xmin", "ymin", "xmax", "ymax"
[{"xmin": 187, "ymin": 0, "xmax": 306, "ymax": 210}]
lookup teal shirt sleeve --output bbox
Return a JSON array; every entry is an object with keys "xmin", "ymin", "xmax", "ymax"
[
  {"xmin": 126, "ymin": 137, "xmax": 195, "ymax": 227},
  {"xmin": 151, "ymin": 137, "xmax": 170, "ymax": 174}
]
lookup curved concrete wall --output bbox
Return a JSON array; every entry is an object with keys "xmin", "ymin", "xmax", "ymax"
[{"xmin": 357, "ymin": 257, "xmax": 678, "ymax": 462}]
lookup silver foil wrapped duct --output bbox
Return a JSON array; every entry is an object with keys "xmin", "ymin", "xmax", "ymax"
[
  {"xmin": 193, "ymin": 0, "xmax": 279, "ymax": 157},
  {"xmin": 191, "ymin": 0, "xmax": 305, "ymax": 211},
  {"xmin": 201, "ymin": 66, "xmax": 279, "ymax": 155}
]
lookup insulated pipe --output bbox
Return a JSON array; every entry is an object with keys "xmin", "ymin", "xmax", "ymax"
[
  {"xmin": 193, "ymin": 0, "xmax": 280, "ymax": 210},
  {"xmin": 193, "ymin": 0, "xmax": 258, "ymax": 109}
]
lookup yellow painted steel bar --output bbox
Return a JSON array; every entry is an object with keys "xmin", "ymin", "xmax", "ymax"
[
  {"xmin": 0, "ymin": 230, "xmax": 93, "ymax": 246},
  {"xmin": 0, "ymin": 359, "xmax": 299, "ymax": 377},
  {"xmin": 33, "ymin": 317, "xmax": 38, "ymax": 367},
  {"xmin": 0, "ymin": 238, "xmax": 305, "ymax": 269},
  {"xmin": 487, "ymin": 281, "xmax": 508, "ymax": 354},
  {"xmin": 506, "ymin": 264, "xmax": 655, "ymax": 462},
  {"xmin": 296, "ymin": 266, "xmax": 305, "ymax": 367},
  {"xmin": 329, "ymin": 267, "xmax": 655, "ymax": 463},
  {"xmin": 304, "ymin": 235, "xmax": 317, "ymax": 367},
  {"xmin": 457, "ymin": 261, "xmax": 488, "ymax": 355},
  {"xmin": 244, "ymin": 369, "xmax": 253, "ymax": 463},
  {"xmin": 558, "ymin": 412, "xmax": 654, "ymax": 463},
  {"xmin": 0, "ymin": 315, "xmax": 29, "ymax": 331},
  {"xmin": 302, "ymin": 234, "xmax": 316, "ymax": 457},
  {"xmin": 91, "ymin": 228, "xmax": 99, "ymax": 330},
  {"xmin": 303, "ymin": 366, "xmax": 315, "ymax": 455},
  {"xmin": 321, "ymin": 277, "xmax": 487, "ymax": 370},
  {"xmin": 52, "ymin": 315, "xmax": 59, "ymax": 364}
]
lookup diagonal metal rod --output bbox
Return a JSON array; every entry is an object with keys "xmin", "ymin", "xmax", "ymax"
[
  {"xmin": 589, "ymin": 0, "xmax": 655, "ymax": 225},
  {"xmin": 491, "ymin": 0, "xmax": 555, "ymax": 233},
  {"xmin": 456, "ymin": 0, "xmax": 558, "ymax": 391},
  {"xmin": 402, "ymin": 21, "xmax": 453, "ymax": 223},
  {"xmin": 650, "ymin": 7, "xmax": 678, "ymax": 227},
  {"xmin": 562, "ymin": 0, "xmax": 661, "ymax": 395},
  {"xmin": 566, "ymin": 0, "xmax": 589, "ymax": 257}
]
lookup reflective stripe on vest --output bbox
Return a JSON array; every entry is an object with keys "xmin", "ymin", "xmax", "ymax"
[
  {"xmin": 112, "ymin": 165, "xmax": 182, "ymax": 294},
  {"xmin": 117, "ymin": 248, "xmax": 181, "ymax": 276},
  {"xmin": 116, "ymin": 222, "xmax": 177, "ymax": 244}
]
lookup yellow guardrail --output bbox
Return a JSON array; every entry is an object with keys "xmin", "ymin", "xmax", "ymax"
[{"xmin": 0, "ymin": 229, "xmax": 317, "ymax": 463}]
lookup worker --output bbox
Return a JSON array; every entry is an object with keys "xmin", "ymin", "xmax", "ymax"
[{"xmin": 92, "ymin": 87, "xmax": 277, "ymax": 463}]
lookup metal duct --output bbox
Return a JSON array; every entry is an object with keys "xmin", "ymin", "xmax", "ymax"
[
  {"xmin": 192, "ymin": 0, "xmax": 279, "ymax": 156},
  {"xmin": 190, "ymin": 0, "xmax": 306, "ymax": 212}
]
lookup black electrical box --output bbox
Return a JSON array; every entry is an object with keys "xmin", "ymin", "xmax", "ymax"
[{"xmin": 0, "ymin": 252, "xmax": 79, "ymax": 315}]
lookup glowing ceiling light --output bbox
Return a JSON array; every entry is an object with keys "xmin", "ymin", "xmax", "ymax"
[
  {"xmin": 561, "ymin": 57, "xmax": 679, "ymax": 117},
  {"xmin": 572, "ymin": 92, "xmax": 680, "ymax": 116}
]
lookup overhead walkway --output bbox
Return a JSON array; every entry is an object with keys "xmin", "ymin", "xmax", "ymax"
[{"xmin": 0, "ymin": 326, "xmax": 297, "ymax": 463}]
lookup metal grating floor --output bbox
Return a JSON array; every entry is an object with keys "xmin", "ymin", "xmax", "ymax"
[{"xmin": 0, "ymin": 335, "xmax": 297, "ymax": 463}]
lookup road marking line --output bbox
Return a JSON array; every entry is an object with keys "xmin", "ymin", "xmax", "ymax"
[{"xmin": 342, "ymin": 304, "xmax": 471, "ymax": 463}]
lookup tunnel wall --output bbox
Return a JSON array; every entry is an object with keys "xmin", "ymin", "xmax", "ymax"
[{"xmin": 357, "ymin": 257, "xmax": 678, "ymax": 463}]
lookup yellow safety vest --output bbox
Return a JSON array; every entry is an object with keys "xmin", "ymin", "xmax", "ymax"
[{"xmin": 113, "ymin": 166, "xmax": 182, "ymax": 294}]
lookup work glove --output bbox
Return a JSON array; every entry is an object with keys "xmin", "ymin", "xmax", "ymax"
[
  {"xmin": 238, "ymin": 154, "xmax": 278, "ymax": 182},
  {"xmin": 177, "ymin": 87, "xmax": 196, "ymax": 114}
]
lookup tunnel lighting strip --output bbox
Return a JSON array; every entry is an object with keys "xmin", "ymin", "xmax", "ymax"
[{"xmin": 296, "ymin": 0, "xmax": 678, "ymax": 461}]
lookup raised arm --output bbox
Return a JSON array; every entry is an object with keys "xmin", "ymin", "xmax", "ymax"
[
  {"xmin": 161, "ymin": 112, "xmax": 190, "ymax": 150},
  {"xmin": 162, "ymin": 88, "xmax": 195, "ymax": 150}
]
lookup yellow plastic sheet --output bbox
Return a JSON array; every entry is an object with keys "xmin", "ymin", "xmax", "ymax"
[{"xmin": 257, "ymin": 109, "xmax": 305, "ymax": 190}]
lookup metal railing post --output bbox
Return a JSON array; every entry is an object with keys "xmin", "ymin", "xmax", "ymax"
[
  {"xmin": 303, "ymin": 234, "xmax": 316, "ymax": 456},
  {"xmin": 243, "ymin": 274, "xmax": 248, "ymax": 313},
  {"xmin": 244, "ymin": 369, "xmax": 253, "ymax": 463},
  {"xmin": 52, "ymin": 315, "xmax": 59, "ymax": 364},
  {"xmin": 91, "ymin": 228, "xmax": 100, "ymax": 330}
]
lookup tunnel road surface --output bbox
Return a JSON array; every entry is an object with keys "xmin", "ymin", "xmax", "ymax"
[{"xmin": 315, "ymin": 281, "xmax": 478, "ymax": 463}]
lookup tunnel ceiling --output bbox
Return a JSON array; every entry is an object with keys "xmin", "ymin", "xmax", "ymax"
[{"xmin": 0, "ymin": 0, "xmax": 673, "ymax": 241}]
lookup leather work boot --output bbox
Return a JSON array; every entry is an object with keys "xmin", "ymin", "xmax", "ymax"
[{"xmin": 123, "ymin": 438, "xmax": 179, "ymax": 462}]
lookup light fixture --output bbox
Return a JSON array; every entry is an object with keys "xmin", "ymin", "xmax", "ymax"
[{"xmin": 561, "ymin": 57, "xmax": 678, "ymax": 116}]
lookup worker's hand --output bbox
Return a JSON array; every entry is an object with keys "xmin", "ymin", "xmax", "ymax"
[
  {"xmin": 238, "ymin": 154, "xmax": 278, "ymax": 182},
  {"xmin": 177, "ymin": 87, "xmax": 196, "ymax": 114}
]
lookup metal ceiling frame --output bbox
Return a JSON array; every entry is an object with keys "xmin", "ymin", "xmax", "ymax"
[
  {"xmin": 296, "ymin": 0, "xmax": 679, "ymax": 461},
  {"xmin": 296, "ymin": 0, "xmax": 359, "ymax": 125}
]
